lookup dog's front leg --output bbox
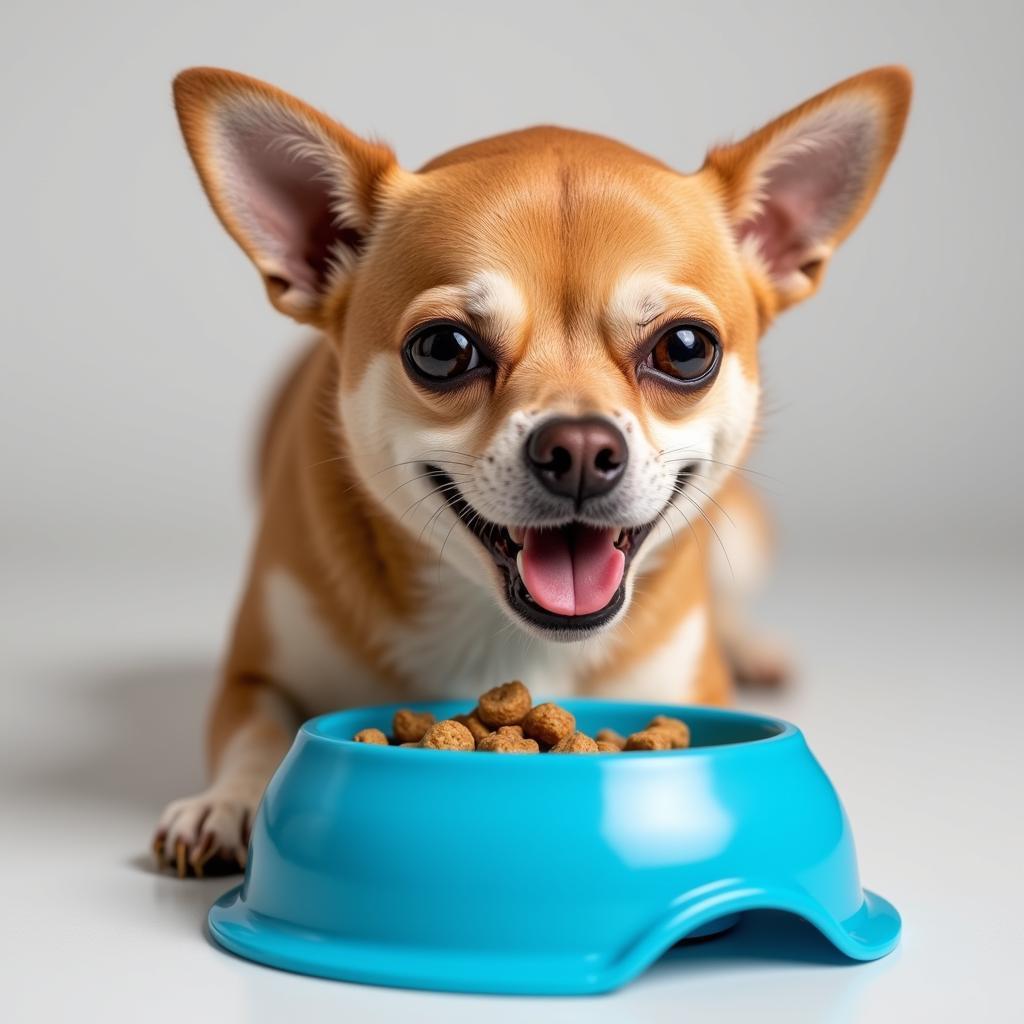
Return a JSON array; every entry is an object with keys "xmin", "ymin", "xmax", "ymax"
[{"xmin": 153, "ymin": 674, "xmax": 298, "ymax": 878}]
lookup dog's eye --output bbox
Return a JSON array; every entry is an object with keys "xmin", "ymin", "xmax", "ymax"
[
  {"xmin": 404, "ymin": 324, "xmax": 483, "ymax": 382},
  {"xmin": 646, "ymin": 325, "xmax": 719, "ymax": 385}
]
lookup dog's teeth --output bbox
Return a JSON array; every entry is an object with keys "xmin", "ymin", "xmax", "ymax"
[
  {"xmin": 509, "ymin": 526, "xmax": 525, "ymax": 546},
  {"xmin": 516, "ymin": 550, "xmax": 525, "ymax": 578}
]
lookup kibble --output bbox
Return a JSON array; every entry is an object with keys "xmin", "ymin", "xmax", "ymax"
[
  {"xmin": 419, "ymin": 720, "xmax": 475, "ymax": 751},
  {"xmin": 350, "ymin": 683, "xmax": 690, "ymax": 756},
  {"xmin": 646, "ymin": 715, "xmax": 691, "ymax": 749},
  {"xmin": 595, "ymin": 728, "xmax": 626, "ymax": 750},
  {"xmin": 353, "ymin": 727, "xmax": 389, "ymax": 745},
  {"xmin": 550, "ymin": 731, "xmax": 599, "ymax": 754},
  {"xmin": 393, "ymin": 708, "xmax": 436, "ymax": 744},
  {"xmin": 476, "ymin": 680, "xmax": 532, "ymax": 727},
  {"xmin": 624, "ymin": 729, "xmax": 672, "ymax": 752},
  {"xmin": 522, "ymin": 703, "xmax": 576, "ymax": 747},
  {"xmin": 478, "ymin": 726, "xmax": 541, "ymax": 754},
  {"xmin": 453, "ymin": 712, "xmax": 491, "ymax": 744}
]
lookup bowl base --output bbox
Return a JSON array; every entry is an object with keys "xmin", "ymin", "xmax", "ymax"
[
  {"xmin": 208, "ymin": 885, "xmax": 898, "ymax": 995},
  {"xmin": 676, "ymin": 912, "xmax": 742, "ymax": 943}
]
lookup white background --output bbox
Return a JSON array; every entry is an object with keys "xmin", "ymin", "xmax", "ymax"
[{"xmin": 2, "ymin": 1, "xmax": 1022, "ymax": 1021}]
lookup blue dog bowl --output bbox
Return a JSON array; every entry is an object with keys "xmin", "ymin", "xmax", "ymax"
[{"xmin": 208, "ymin": 700, "xmax": 900, "ymax": 995}]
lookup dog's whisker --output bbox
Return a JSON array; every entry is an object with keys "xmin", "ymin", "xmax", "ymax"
[
  {"xmin": 397, "ymin": 479, "xmax": 468, "ymax": 525},
  {"xmin": 654, "ymin": 506, "xmax": 678, "ymax": 550},
  {"xmin": 415, "ymin": 483, "xmax": 482, "ymax": 548},
  {"xmin": 418, "ymin": 447, "xmax": 482, "ymax": 462},
  {"xmin": 670, "ymin": 489, "xmax": 735, "ymax": 583},
  {"xmin": 417, "ymin": 498, "xmax": 453, "ymax": 547},
  {"xmin": 663, "ymin": 496, "xmax": 702, "ymax": 555},
  {"xmin": 311, "ymin": 444, "xmax": 479, "ymax": 467},
  {"xmin": 437, "ymin": 515, "xmax": 463, "ymax": 583},
  {"xmin": 432, "ymin": 489, "xmax": 492, "ymax": 580},
  {"xmin": 668, "ymin": 458, "xmax": 783, "ymax": 496},
  {"xmin": 379, "ymin": 470, "xmax": 472, "ymax": 506},
  {"xmin": 670, "ymin": 479, "xmax": 736, "ymax": 528},
  {"xmin": 367, "ymin": 457, "xmax": 475, "ymax": 479},
  {"xmin": 310, "ymin": 453, "xmax": 476, "ymax": 482},
  {"xmin": 661, "ymin": 450, "xmax": 777, "ymax": 482}
]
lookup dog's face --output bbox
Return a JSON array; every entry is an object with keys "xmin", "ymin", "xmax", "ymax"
[
  {"xmin": 339, "ymin": 141, "xmax": 764, "ymax": 638},
  {"xmin": 174, "ymin": 67, "xmax": 910, "ymax": 639}
]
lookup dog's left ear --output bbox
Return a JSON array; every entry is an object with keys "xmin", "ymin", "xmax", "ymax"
[
  {"xmin": 173, "ymin": 68, "xmax": 399, "ymax": 325},
  {"xmin": 705, "ymin": 66, "xmax": 912, "ymax": 312}
]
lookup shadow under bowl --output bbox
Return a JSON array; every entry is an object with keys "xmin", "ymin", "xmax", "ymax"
[{"xmin": 208, "ymin": 700, "xmax": 900, "ymax": 995}]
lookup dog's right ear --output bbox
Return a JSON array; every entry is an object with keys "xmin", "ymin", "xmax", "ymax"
[{"xmin": 173, "ymin": 68, "xmax": 398, "ymax": 325}]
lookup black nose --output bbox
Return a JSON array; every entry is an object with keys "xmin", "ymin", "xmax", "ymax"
[{"xmin": 526, "ymin": 416, "xmax": 628, "ymax": 504}]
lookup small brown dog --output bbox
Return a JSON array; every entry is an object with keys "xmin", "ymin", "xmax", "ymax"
[{"xmin": 154, "ymin": 66, "xmax": 910, "ymax": 875}]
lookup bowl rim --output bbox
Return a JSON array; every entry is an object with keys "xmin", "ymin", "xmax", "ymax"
[{"xmin": 301, "ymin": 699, "xmax": 801, "ymax": 762}]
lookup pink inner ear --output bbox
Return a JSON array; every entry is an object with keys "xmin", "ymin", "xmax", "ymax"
[
  {"xmin": 216, "ymin": 111, "xmax": 360, "ymax": 298},
  {"xmin": 739, "ymin": 103, "xmax": 878, "ymax": 278}
]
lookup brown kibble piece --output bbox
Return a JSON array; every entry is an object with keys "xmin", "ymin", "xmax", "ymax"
[
  {"xmin": 477, "ymin": 728, "xmax": 540, "ymax": 753},
  {"xmin": 595, "ymin": 728, "xmax": 626, "ymax": 750},
  {"xmin": 353, "ymin": 728, "xmax": 388, "ymax": 745},
  {"xmin": 522, "ymin": 703, "xmax": 576, "ymax": 747},
  {"xmin": 355, "ymin": 688, "xmax": 689, "ymax": 755},
  {"xmin": 419, "ymin": 719, "xmax": 475, "ymax": 751},
  {"xmin": 393, "ymin": 708, "xmax": 436, "ymax": 744},
  {"xmin": 476, "ymin": 680, "xmax": 532, "ymax": 727},
  {"xmin": 550, "ymin": 731, "xmax": 599, "ymax": 753},
  {"xmin": 453, "ymin": 712, "xmax": 492, "ymax": 744},
  {"xmin": 624, "ymin": 729, "xmax": 672, "ymax": 751},
  {"xmin": 646, "ymin": 715, "xmax": 691, "ymax": 749}
]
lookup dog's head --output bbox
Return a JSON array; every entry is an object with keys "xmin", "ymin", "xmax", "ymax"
[{"xmin": 174, "ymin": 67, "xmax": 910, "ymax": 640}]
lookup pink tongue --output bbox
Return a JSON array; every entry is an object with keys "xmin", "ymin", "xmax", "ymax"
[{"xmin": 520, "ymin": 526, "xmax": 625, "ymax": 617}]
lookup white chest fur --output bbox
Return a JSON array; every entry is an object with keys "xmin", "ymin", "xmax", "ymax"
[
  {"xmin": 263, "ymin": 569, "xmax": 401, "ymax": 714},
  {"xmin": 264, "ymin": 567, "xmax": 707, "ymax": 711},
  {"xmin": 589, "ymin": 606, "xmax": 707, "ymax": 703}
]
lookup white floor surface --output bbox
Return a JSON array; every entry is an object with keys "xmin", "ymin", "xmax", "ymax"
[{"xmin": 3, "ymin": 546, "xmax": 1021, "ymax": 1022}]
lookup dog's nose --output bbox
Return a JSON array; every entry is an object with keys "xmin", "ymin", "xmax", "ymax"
[{"xmin": 525, "ymin": 416, "xmax": 628, "ymax": 504}]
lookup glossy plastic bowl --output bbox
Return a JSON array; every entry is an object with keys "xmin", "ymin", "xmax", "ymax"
[{"xmin": 208, "ymin": 700, "xmax": 900, "ymax": 995}]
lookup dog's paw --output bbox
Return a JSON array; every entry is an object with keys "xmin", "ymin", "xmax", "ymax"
[
  {"xmin": 152, "ymin": 791, "xmax": 255, "ymax": 878},
  {"xmin": 730, "ymin": 633, "xmax": 793, "ymax": 689}
]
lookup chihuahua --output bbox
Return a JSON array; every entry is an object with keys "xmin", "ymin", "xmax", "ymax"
[{"xmin": 154, "ymin": 66, "xmax": 910, "ymax": 875}]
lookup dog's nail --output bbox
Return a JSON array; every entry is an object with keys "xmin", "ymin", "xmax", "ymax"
[
  {"xmin": 191, "ymin": 833, "xmax": 216, "ymax": 875},
  {"xmin": 175, "ymin": 841, "xmax": 187, "ymax": 879}
]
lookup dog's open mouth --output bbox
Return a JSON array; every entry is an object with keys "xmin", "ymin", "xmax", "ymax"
[{"xmin": 424, "ymin": 466, "xmax": 662, "ymax": 634}]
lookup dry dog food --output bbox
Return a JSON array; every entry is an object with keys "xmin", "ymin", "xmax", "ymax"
[
  {"xmin": 624, "ymin": 729, "xmax": 673, "ymax": 751},
  {"xmin": 647, "ymin": 715, "xmax": 692, "ymax": 749},
  {"xmin": 550, "ymin": 731, "xmax": 599, "ymax": 754},
  {"xmin": 351, "ymin": 683, "xmax": 692, "ymax": 755},
  {"xmin": 419, "ymin": 719, "xmax": 475, "ymax": 751},
  {"xmin": 393, "ymin": 708, "xmax": 436, "ymax": 744},
  {"xmin": 522, "ymin": 703, "xmax": 576, "ymax": 746},
  {"xmin": 476, "ymin": 681, "xmax": 532, "ymax": 727},
  {"xmin": 453, "ymin": 712, "xmax": 491, "ymax": 744},
  {"xmin": 595, "ymin": 728, "xmax": 626, "ymax": 750},
  {"xmin": 478, "ymin": 726, "xmax": 540, "ymax": 754},
  {"xmin": 353, "ymin": 727, "xmax": 389, "ymax": 745}
]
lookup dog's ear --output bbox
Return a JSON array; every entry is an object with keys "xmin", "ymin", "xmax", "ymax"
[
  {"xmin": 704, "ymin": 66, "xmax": 911, "ymax": 313},
  {"xmin": 173, "ymin": 68, "xmax": 398, "ymax": 324}
]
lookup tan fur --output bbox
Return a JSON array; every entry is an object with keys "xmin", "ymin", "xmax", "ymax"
[{"xmin": 154, "ymin": 66, "xmax": 911, "ymax": 875}]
